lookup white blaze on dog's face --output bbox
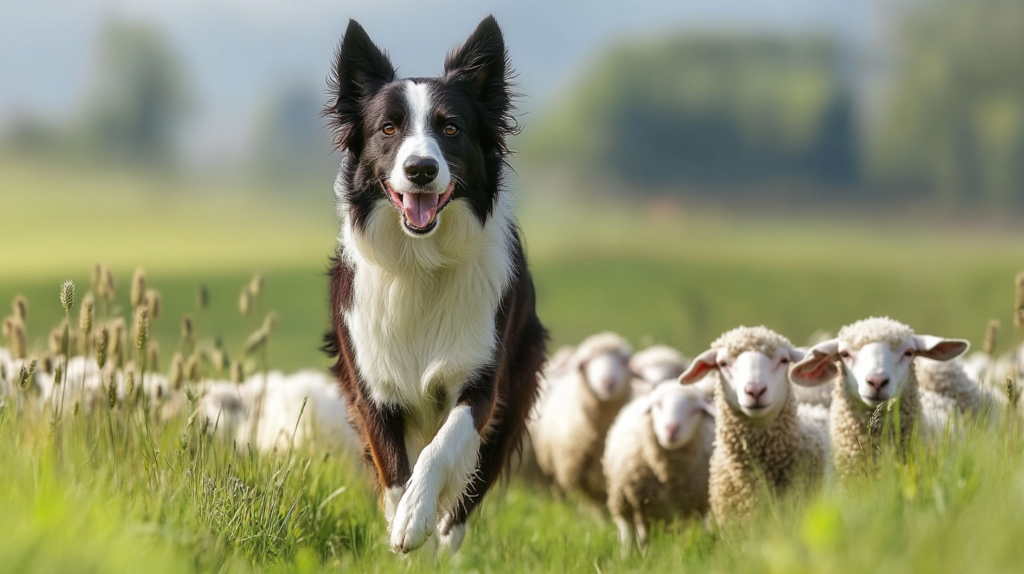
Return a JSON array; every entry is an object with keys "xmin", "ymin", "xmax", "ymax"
[
  {"xmin": 681, "ymin": 346, "xmax": 801, "ymax": 422},
  {"xmin": 648, "ymin": 384, "xmax": 713, "ymax": 450},
  {"xmin": 582, "ymin": 352, "xmax": 632, "ymax": 401},
  {"xmin": 382, "ymin": 81, "xmax": 455, "ymax": 235},
  {"xmin": 790, "ymin": 333, "xmax": 969, "ymax": 409}
]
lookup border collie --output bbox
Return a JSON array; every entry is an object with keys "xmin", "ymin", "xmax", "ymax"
[{"xmin": 322, "ymin": 16, "xmax": 547, "ymax": 554}]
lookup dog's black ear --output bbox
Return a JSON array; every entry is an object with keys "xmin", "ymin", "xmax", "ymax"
[
  {"xmin": 444, "ymin": 15, "xmax": 517, "ymax": 153},
  {"xmin": 325, "ymin": 20, "xmax": 396, "ymax": 155}
]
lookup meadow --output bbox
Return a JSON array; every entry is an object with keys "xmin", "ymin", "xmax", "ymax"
[{"xmin": 2, "ymin": 157, "xmax": 1024, "ymax": 572}]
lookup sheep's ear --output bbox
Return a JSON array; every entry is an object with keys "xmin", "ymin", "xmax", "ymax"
[
  {"xmin": 680, "ymin": 349, "xmax": 718, "ymax": 384},
  {"xmin": 789, "ymin": 347, "xmax": 807, "ymax": 363},
  {"xmin": 325, "ymin": 20, "xmax": 396, "ymax": 155},
  {"xmin": 913, "ymin": 335, "xmax": 969, "ymax": 361},
  {"xmin": 790, "ymin": 339, "xmax": 839, "ymax": 387}
]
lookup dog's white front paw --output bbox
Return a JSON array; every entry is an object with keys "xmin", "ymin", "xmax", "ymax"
[{"xmin": 389, "ymin": 486, "xmax": 437, "ymax": 553}]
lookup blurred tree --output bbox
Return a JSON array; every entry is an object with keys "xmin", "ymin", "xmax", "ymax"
[
  {"xmin": 81, "ymin": 19, "xmax": 191, "ymax": 165},
  {"xmin": 520, "ymin": 35, "xmax": 859, "ymax": 193},
  {"xmin": 250, "ymin": 82, "xmax": 335, "ymax": 182},
  {"xmin": 871, "ymin": 0, "xmax": 1024, "ymax": 209}
]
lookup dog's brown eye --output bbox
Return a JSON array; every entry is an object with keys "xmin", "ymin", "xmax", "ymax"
[
  {"xmin": 444, "ymin": 123, "xmax": 458, "ymax": 136},
  {"xmin": 382, "ymin": 123, "xmax": 396, "ymax": 136}
]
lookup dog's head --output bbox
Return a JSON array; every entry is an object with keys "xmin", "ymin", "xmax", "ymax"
[{"xmin": 326, "ymin": 16, "xmax": 516, "ymax": 238}]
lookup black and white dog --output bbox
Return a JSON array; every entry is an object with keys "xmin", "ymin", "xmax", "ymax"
[{"xmin": 322, "ymin": 17, "xmax": 547, "ymax": 553}]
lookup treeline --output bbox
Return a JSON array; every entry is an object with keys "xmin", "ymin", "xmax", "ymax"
[
  {"xmin": 522, "ymin": 0, "xmax": 1024, "ymax": 210},
  {"xmin": 2, "ymin": 18, "xmax": 332, "ymax": 181}
]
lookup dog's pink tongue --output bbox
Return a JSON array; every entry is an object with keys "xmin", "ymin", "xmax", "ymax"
[{"xmin": 402, "ymin": 193, "xmax": 439, "ymax": 228}]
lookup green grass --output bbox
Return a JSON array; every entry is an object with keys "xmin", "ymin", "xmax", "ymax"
[{"xmin": 3, "ymin": 157, "xmax": 1024, "ymax": 572}]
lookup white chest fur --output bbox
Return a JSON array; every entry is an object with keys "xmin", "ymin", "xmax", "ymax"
[{"xmin": 339, "ymin": 192, "xmax": 514, "ymax": 431}]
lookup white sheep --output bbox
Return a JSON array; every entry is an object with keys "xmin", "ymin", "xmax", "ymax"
[
  {"xmin": 199, "ymin": 370, "xmax": 358, "ymax": 453},
  {"xmin": 628, "ymin": 345, "xmax": 688, "ymax": 395},
  {"xmin": 531, "ymin": 332, "xmax": 633, "ymax": 502},
  {"xmin": 680, "ymin": 326, "xmax": 828, "ymax": 525},
  {"xmin": 603, "ymin": 382, "xmax": 714, "ymax": 554},
  {"xmin": 790, "ymin": 317, "xmax": 969, "ymax": 477}
]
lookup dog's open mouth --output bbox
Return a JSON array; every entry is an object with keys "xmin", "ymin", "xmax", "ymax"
[{"xmin": 384, "ymin": 182, "xmax": 455, "ymax": 234}]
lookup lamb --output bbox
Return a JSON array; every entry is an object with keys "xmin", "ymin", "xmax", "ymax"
[
  {"xmin": 680, "ymin": 326, "xmax": 828, "ymax": 525},
  {"xmin": 790, "ymin": 317, "xmax": 969, "ymax": 477},
  {"xmin": 603, "ymin": 382, "xmax": 714, "ymax": 554},
  {"xmin": 531, "ymin": 332, "xmax": 633, "ymax": 502}
]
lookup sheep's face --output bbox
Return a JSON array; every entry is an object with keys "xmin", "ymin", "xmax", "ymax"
[
  {"xmin": 791, "ymin": 332, "xmax": 969, "ymax": 410},
  {"xmin": 838, "ymin": 340, "xmax": 915, "ymax": 407},
  {"xmin": 682, "ymin": 346, "xmax": 801, "ymax": 422},
  {"xmin": 649, "ymin": 385, "xmax": 713, "ymax": 450},
  {"xmin": 634, "ymin": 362, "xmax": 685, "ymax": 386},
  {"xmin": 582, "ymin": 352, "xmax": 632, "ymax": 401}
]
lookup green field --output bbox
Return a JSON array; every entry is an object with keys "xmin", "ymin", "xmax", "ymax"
[{"xmin": 2, "ymin": 158, "xmax": 1024, "ymax": 572}]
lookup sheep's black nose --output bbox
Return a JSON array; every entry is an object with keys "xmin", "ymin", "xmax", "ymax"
[{"xmin": 403, "ymin": 156, "xmax": 439, "ymax": 185}]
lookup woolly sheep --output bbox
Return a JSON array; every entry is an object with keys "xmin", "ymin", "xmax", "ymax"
[
  {"xmin": 680, "ymin": 326, "xmax": 828, "ymax": 525},
  {"xmin": 628, "ymin": 345, "xmax": 688, "ymax": 394},
  {"xmin": 790, "ymin": 317, "xmax": 969, "ymax": 477},
  {"xmin": 199, "ymin": 370, "xmax": 358, "ymax": 453},
  {"xmin": 532, "ymin": 332, "xmax": 633, "ymax": 502},
  {"xmin": 603, "ymin": 382, "xmax": 714, "ymax": 554}
]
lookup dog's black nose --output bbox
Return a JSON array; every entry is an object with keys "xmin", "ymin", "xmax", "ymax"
[{"xmin": 403, "ymin": 156, "xmax": 439, "ymax": 185}]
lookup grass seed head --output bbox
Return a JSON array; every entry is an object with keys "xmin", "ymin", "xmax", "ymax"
[
  {"xmin": 125, "ymin": 367, "xmax": 136, "ymax": 399},
  {"xmin": 185, "ymin": 352, "xmax": 202, "ymax": 383},
  {"xmin": 53, "ymin": 363, "xmax": 62, "ymax": 387},
  {"xmin": 108, "ymin": 376, "xmax": 117, "ymax": 408},
  {"xmin": 96, "ymin": 327, "xmax": 109, "ymax": 370},
  {"xmin": 230, "ymin": 360, "xmax": 244, "ymax": 384},
  {"xmin": 984, "ymin": 320, "xmax": 999, "ymax": 356},
  {"xmin": 145, "ymin": 289, "xmax": 162, "ymax": 320},
  {"xmin": 60, "ymin": 281, "xmax": 75, "ymax": 312},
  {"xmin": 262, "ymin": 312, "xmax": 279, "ymax": 334},
  {"xmin": 9, "ymin": 318, "xmax": 27, "ymax": 360},
  {"xmin": 170, "ymin": 352, "xmax": 185, "ymax": 390},
  {"xmin": 73, "ymin": 400, "xmax": 79, "ymax": 416},
  {"xmin": 243, "ymin": 328, "xmax": 268, "ymax": 355},
  {"xmin": 239, "ymin": 288, "xmax": 252, "ymax": 317},
  {"xmin": 80, "ymin": 292, "xmax": 95, "ymax": 337},
  {"xmin": 180, "ymin": 314, "xmax": 194, "ymax": 342},
  {"xmin": 134, "ymin": 308, "xmax": 149, "ymax": 353},
  {"xmin": 102, "ymin": 266, "xmax": 117, "ymax": 302},
  {"xmin": 249, "ymin": 273, "xmax": 264, "ymax": 298},
  {"xmin": 12, "ymin": 295, "xmax": 28, "ymax": 322},
  {"xmin": 40, "ymin": 355, "xmax": 54, "ymax": 374},
  {"xmin": 130, "ymin": 269, "xmax": 146, "ymax": 309},
  {"xmin": 1016, "ymin": 272, "xmax": 1024, "ymax": 328},
  {"xmin": 197, "ymin": 285, "xmax": 209, "ymax": 310},
  {"xmin": 18, "ymin": 359, "xmax": 37, "ymax": 390}
]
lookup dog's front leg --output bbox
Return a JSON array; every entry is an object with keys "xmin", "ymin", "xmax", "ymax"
[
  {"xmin": 390, "ymin": 370, "xmax": 494, "ymax": 554},
  {"xmin": 358, "ymin": 396, "xmax": 412, "ymax": 532}
]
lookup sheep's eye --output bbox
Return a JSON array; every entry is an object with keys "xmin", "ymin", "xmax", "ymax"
[
  {"xmin": 718, "ymin": 361, "xmax": 728, "ymax": 368},
  {"xmin": 903, "ymin": 350, "xmax": 914, "ymax": 358},
  {"xmin": 780, "ymin": 357, "xmax": 790, "ymax": 365},
  {"xmin": 444, "ymin": 123, "xmax": 459, "ymax": 136},
  {"xmin": 382, "ymin": 123, "xmax": 396, "ymax": 136}
]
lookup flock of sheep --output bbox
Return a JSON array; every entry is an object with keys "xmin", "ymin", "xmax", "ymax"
[
  {"xmin": 527, "ymin": 319, "xmax": 1023, "ymax": 553},
  {"xmin": 0, "ymin": 348, "xmax": 359, "ymax": 455},
  {"xmin": 2, "ymin": 315, "xmax": 1022, "ymax": 554}
]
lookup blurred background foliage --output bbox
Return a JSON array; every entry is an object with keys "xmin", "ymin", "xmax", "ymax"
[{"xmin": 1, "ymin": 0, "xmax": 1023, "ymax": 367}]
